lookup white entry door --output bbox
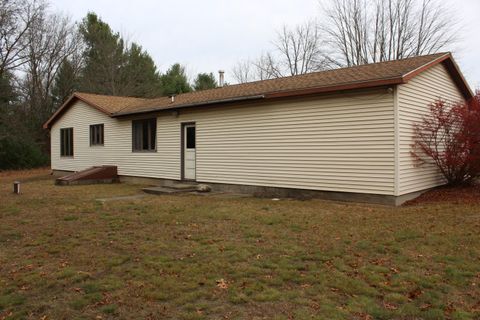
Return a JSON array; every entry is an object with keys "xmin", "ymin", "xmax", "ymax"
[{"xmin": 183, "ymin": 124, "xmax": 196, "ymax": 180}]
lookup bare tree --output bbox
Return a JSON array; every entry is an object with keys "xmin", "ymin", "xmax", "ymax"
[
  {"xmin": 413, "ymin": 0, "xmax": 456, "ymax": 56},
  {"xmin": 252, "ymin": 52, "xmax": 282, "ymax": 80},
  {"xmin": 322, "ymin": 0, "xmax": 458, "ymax": 66},
  {"xmin": 232, "ymin": 59, "xmax": 253, "ymax": 84},
  {"xmin": 0, "ymin": 0, "xmax": 46, "ymax": 75},
  {"xmin": 231, "ymin": 21, "xmax": 330, "ymax": 83},
  {"xmin": 232, "ymin": 54, "xmax": 279, "ymax": 83},
  {"xmin": 22, "ymin": 11, "xmax": 81, "ymax": 109},
  {"xmin": 323, "ymin": 0, "xmax": 369, "ymax": 66},
  {"xmin": 17, "ymin": 8, "xmax": 82, "ymax": 149},
  {"xmin": 272, "ymin": 21, "xmax": 329, "ymax": 76}
]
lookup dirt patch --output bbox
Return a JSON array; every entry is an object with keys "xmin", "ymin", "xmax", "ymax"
[{"xmin": 404, "ymin": 183, "xmax": 480, "ymax": 206}]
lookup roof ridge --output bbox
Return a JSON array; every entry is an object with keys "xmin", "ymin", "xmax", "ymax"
[
  {"xmin": 180, "ymin": 52, "xmax": 451, "ymax": 95},
  {"xmin": 75, "ymin": 52, "xmax": 451, "ymax": 102}
]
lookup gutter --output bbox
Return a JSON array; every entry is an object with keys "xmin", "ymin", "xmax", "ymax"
[
  {"xmin": 111, "ymin": 77, "xmax": 403, "ymax": 118},
  {"xmin": 264, "ymin": 77, "xmax": 404, "ymax": 99},
  {"xmin": 112, "ymin": 94, "xmax": 266, "ymax": 117}
]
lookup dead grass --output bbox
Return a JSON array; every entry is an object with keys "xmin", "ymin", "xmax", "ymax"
[{"xmin": 0, "ymin": 169, "xmax": 479, "ymax": 319}]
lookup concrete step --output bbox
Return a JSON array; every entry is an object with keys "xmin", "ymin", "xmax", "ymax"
[
  {"xmin": 142, "ymin": 186, "xmax": 194, "ymax": 195},
  {"xmin": 169, "ymin": 183, "xmax": 198, "ymax": 190},
  {"xmin": 142, "ymin": 183, "xmax": 212, "ymax": 195}
]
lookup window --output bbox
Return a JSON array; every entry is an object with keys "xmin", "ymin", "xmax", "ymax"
[
  {"xmin": 132, "ymin": 118, "xmax": 156, "ymax": 152},
  {"xmin": 90, "ymin": 124, "xmax": 104, "ymax": 146},
  {"xmin": 60, "ymin": 128, "xmax": 73, "ymax": 157},
  {"xmin": 186, "ymin": 126, "xmax": 195, "ymax": 149}
]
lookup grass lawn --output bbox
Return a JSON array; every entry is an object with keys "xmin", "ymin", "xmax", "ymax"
[{"xmin": 0, "ymin": 169, "xmax": 479, "ymax": 320}]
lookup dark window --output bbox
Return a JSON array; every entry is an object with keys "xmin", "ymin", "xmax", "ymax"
[
  {"xmin": 60, "ymin": 128, "xmax": 73, "ymax": 157},
  {"xmin": 132, "ymin": 118, "xmax": 156, "ymax": 152},
  {"xmin": 186, "ymin": 126, "xmax": 195, "ymax": 149},
  {"xmin": 90, "ymin": 124, "xmax": 104, "ymax": 146}
]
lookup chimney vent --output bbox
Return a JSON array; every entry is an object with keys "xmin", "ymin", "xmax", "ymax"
[
  {"xmin": 218, "ymin": 70, "xmax": 225, "ymax": 87},
  {"xmin": 169, "ymin": 95, "xmax": 175, "ymax": 103}
]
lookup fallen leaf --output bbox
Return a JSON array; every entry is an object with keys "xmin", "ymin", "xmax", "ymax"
[
  {"xmin": 216, "ymin": 278, "xmax": 228, "ymax": 289},
  {"xmin": 383, "ymin": 302, "xmax": 398, "ymax": 310},
  {"xmin": 420, "ymin": 303, "xmax": 431, "ymax": 310},
  {"xmin": 407, "ymin": 288, "xmax": 422, "ymax": 300},
  {"xmin": 390, "ymin": 267, "xmax": 399, "ymax": 273}
]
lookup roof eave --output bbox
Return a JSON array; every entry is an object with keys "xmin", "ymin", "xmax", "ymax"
[
  {"xmin": 402, "ymin": 53, "xmax": 474, "ymax": 100},
  {"xmin": 402, "ymin": 52, "xmax": 452, "ymax": 82},
  {"xmin": 442, "ymin": 57, "xmax": 475, "ymax": 100},
  {"xmin": 113, "ymin": 79, "xmax": 406, "ymax": 117},
  {"xmin": 264, "ymin": 77, "xmax": 405, "ymax": 99},
  {"xmin": 112, "ymin": 94, "xmax": 266, "ymax": 117},
  {"xmin": 43, "ymin": 93, "xmax": 112, "ymax": 129}
]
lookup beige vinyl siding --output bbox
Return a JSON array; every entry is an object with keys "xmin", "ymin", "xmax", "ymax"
[
  {"xmin": 397, "ymin": 63, "xmax": 465, "ymax": 195},
  {"xmin": 51, "ymin": 88, "xmax": 395, "ymax": 195},
  {"xmin": 51, "ymin": 102, "xmax": 180, "ymax": 179}
]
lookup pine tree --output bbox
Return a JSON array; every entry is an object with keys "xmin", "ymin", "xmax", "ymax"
[
  {"xmin": 160, "ymin": 63, "xmax": 192, "ymax": 96},
  {"xmin": 79, "ymin": 13, "xmax": 127, "ymax": 95},
  {"xmin": 0, "ymin": 72, "xmax": 17, "ymax": 137},
  {"xmin": 0, "ymin": 72, "xmax": 16, "ymax": 108},
  {"xmin": 78, "ymin": 12, "xmax": 163, "ymax": 98},
  {"xmin": 193, "ymin": 73, "xmax": 217, "ymax": 91},
  {"xmin": 123, "ymin": 43, "xmax": 162, "ymax": 97},
  {"xmin": 51, "ymin": 59, "xmax": 78, "ymax": 107}
]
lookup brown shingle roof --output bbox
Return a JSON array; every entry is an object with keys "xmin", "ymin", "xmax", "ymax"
[
  {"xmin": 117, "ymin": 52, "xmax": 450, "ymax": 115},
  {"xmin": 73, "ymin": 92, "xmax": 150, "ymax": 113},
  {"xmin": 43, "ymin": 52, "xmax": 472, "ymax": 128}
]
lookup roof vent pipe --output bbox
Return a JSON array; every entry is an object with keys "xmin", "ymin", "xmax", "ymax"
[
  {"xmin": 169, "ymin": 95, "xmax": 175, "ymax": 103},
  {"xmin": 218, "ymin": 70, "xmax": 225, "ymax": 87}
]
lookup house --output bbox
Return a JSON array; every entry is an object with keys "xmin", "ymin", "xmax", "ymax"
[{"xmin": 43, "ymin": 53, "xmax": 473, "ymax": 205}]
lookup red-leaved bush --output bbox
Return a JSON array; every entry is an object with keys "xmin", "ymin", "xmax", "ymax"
[{"xmin": 411, "ymin": 92, "xmax": 480, "ymax": 186}]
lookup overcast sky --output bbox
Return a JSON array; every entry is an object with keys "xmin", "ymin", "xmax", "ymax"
[{"xmin": 50, "ymin": 0, "xmax": 480, "ymax": 89}]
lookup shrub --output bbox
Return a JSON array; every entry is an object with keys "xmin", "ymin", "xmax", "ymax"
[
  {"xmin": 0, "ymin": 137, "xmax": 49, "ymax": 170},
  {"xmin": 411, "ymin": 93, "xmax": 480, "ymax": 186}
]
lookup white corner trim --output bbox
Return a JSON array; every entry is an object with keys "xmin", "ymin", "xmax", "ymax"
[{"xmin": 393, "ymin": 85, "xmax": 400, "ymax": 196}]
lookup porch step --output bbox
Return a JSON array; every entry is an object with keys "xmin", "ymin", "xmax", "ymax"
[
  {"xmin": 142, "ymin": 182, "xmax": 213, "ymax": 195},
  {"xmin": 142, "ymin": 186, "xmax": 196, "ymax": 195},
  {"xmin": 169, "ymin": 183, "xmax": 198, "ymax": 190}
]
